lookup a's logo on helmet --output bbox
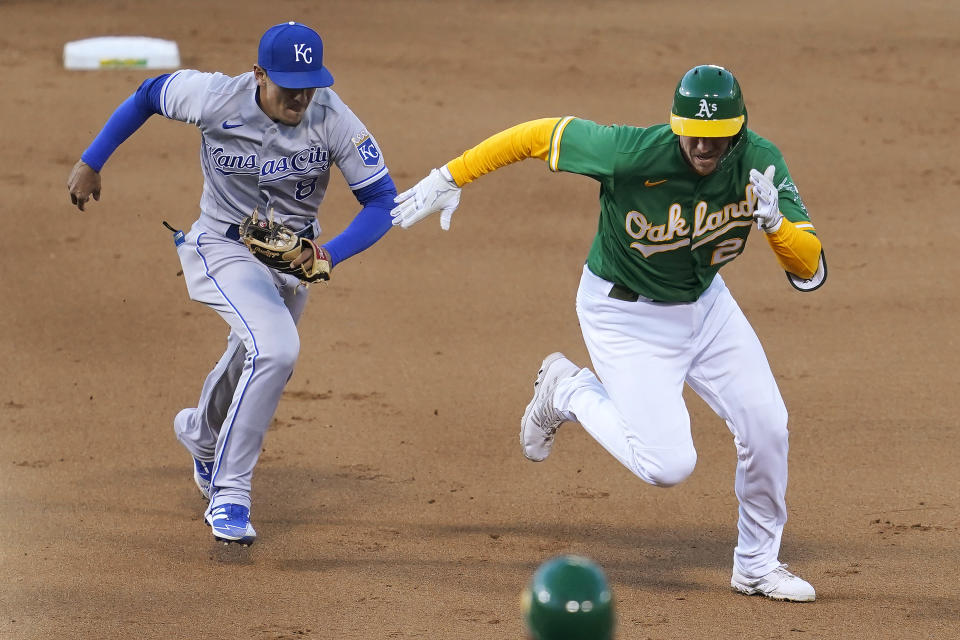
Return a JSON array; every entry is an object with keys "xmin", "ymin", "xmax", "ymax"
[{"xmin": 696, "ymin": 99, "xmax": 718, "ymax": 119}]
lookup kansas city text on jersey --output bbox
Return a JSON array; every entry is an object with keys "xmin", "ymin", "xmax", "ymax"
[{"xmin": 208, "ymin": 144, "xmax": 330, "ymax": 180}]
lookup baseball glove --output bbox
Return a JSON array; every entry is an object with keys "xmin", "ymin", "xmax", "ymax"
[{"xmin": 238, "ymin": 209, "xmax": 330, "ymax": 282}]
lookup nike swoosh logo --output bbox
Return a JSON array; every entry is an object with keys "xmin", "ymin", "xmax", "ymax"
[
  {"xmin": 644, "ymin": 179, "xmax": 667, "ymax": 187},
  {"xmin": 222, "ymin": 121, "xmax": 243, "ymax": 129}
]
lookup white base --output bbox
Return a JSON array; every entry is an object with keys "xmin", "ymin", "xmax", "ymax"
[{"xmin": 63, "ymin": 36, "xmax": 180, "ymax": 70}]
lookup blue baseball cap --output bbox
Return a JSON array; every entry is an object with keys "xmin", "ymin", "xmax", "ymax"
[{"xmin": 257, "ymin": 22, "xmax": 334, "ymax": 89}]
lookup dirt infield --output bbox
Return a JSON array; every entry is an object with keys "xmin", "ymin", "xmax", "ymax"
[{"xmin": 3, "ymin": 1, "xmax": 959, "ymax": 638}]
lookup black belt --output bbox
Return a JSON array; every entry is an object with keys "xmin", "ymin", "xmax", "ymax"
[
  {"xmin": 608, "ymin": 283, "xmax": 685, "ymax": 305},
  {"xmin": 608, "ymin": 282, "xmax": 642, "ymax": 302},
  {"xmin": 224, "ymin": 223, "xmax": 316, "ymax": 242}
]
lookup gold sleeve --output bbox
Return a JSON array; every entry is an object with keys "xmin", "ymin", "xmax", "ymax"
[
  {"xmin": 764, "ymin": 219, "xmax": 822, "ymax": 279},
  {"xmin": 444, "ymin": 118, "xmax": 563, "ymax": 187}
]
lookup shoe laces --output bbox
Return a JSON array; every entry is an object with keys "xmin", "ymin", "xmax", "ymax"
[{"xmin": 768, "ymin": 564, "xmax": 799, "ymax": 582}]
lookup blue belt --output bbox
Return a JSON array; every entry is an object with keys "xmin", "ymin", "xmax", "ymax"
[{"xmin": 225, "ymin": 223, "xmax": 316, "ymax": 242}]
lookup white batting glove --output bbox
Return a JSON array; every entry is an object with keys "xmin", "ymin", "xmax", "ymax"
[
  {"xmin": 749, "ymin": 164, "xmax": 783, "ymax": 233},
  {"xmin": 391, "ymin": 166, "xmax": 462, "ymax": 231}
]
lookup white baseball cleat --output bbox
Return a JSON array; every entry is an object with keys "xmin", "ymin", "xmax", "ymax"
[
  {"xmin": 731, "ymin": 564, "xmax": 816, "ymax": 602},
  {"xmin": 520, "ymin": 352, "xmax": 579, "ymax": 462}
]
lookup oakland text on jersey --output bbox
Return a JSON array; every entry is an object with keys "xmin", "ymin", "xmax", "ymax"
[
  {"xmin": 208, "ymin": 144, "xmax": 330, "ymax": 180},
  {"xmin": 624, "ymin": 185, "xmax": 754, "ymax": 258}
]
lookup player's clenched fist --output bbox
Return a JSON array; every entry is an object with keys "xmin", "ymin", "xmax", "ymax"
[
  {"xmin": 67, "ymin": 160, "xmax": 101, "ymax": 211},
  {"xmin": 391, "ymin": 166, "xmax": 461, "ymax": 230}
]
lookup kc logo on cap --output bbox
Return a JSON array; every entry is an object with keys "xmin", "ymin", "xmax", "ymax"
[
  {"xmin": 258, "ymin": 21, "xmax": 334, "ymax": 89},
  {"xmin": 293, "ymin": 43, "xmax": 312, "ymax": 64}
]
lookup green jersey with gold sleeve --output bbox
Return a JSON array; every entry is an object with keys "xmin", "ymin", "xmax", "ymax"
[{"xmin": 549, "ymin": 117, "xmax": 813, "ymax": 302}]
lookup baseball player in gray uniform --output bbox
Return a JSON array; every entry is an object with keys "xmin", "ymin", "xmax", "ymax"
[{"xmin": 67, "ymin": 22, "xmax": 397, "ymax": 545}]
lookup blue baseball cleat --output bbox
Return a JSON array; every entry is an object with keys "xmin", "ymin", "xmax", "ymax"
[
  {"xmin": 205, "ymin": 504, "xmax": 257, "ymax": 546},
  {"xmin": 193, "ymin": 458, "xmax": 213, "ymax": 500}
]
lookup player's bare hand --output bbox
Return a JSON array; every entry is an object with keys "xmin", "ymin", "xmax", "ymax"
[
  {"xmin": 749, "ymin": 164, "xmax": 783, "ymax": 233},
  {"xmin": 67, "ymin": 160, "xmax": 101, "ymax": 211},
  {"xmin": 291, "ymin": 243, "xmax": 329, "ymax": 271},
  {"xmin": 391, "ymin": 166, "xmax": 461, "ymax": 230}
]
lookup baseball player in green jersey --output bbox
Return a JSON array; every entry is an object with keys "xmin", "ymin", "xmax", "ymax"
[{"xmin": 392, "ymin": 65, "xmax": 825, "ymax": 601}]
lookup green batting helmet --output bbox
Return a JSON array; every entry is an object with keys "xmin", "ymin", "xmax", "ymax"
[
  {"xmin": 522, "ymin": 555, "xmax": 614, "ymax": 640},
  {"xmin": 670, "ymin": 64, "xmax": 745, "ymax": 137}
]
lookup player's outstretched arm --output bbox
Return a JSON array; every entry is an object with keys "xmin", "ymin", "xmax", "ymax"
[
  {"xmin": 67, "ymin": 161, "xmax": 101, "ymax": 211},
  {"xmin": 391, "ymin": 118, "xmax": 564, "ymax": 230}
]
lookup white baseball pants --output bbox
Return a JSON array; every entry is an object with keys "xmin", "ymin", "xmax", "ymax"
[{"xmin": 554, "ymin": 265, "xmax": 789, "ymax": 578}]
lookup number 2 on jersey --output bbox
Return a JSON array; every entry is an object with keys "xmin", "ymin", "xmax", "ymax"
[{"xmin": 710, "ymin": 238, "xmax": 744, "ymax": 266}]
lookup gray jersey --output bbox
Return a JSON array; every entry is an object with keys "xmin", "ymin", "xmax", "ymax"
[{"xmin": 159, "ymin": 69, "xmax": 388, "ymax": 233}]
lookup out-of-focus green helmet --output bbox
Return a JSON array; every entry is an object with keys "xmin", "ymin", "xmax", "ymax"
[
  {"xmin": 670, "ymin": 64, "xmax": 745, "ymax": 137},
  {"xmin": 522, "ymin": 555, "xmax": 614, "ymax": 640}
]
